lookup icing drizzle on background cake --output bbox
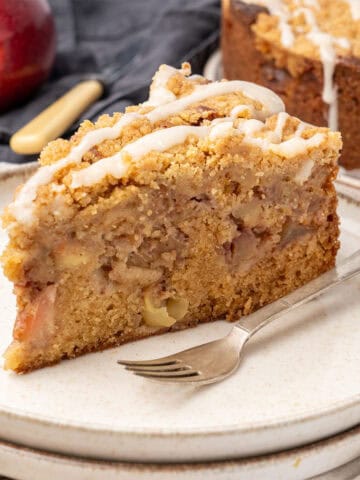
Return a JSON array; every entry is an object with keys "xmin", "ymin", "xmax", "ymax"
[
  {"xmin": 242, "ymin": 0, "xmax": 351, "ymax": 131},
  {"xmin": 247, "ymin": 0, "xmax": 295, "ymax": 47},
  {"xmin": 345, "ymin": 0, "xmax": 360, "ymax": 20},
  {"xmin": 298, "ymin": 6, "xmax": 349, "ymax": 131}
]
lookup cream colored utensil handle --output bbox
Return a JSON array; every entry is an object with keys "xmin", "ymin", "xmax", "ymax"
[{"xmin": 10, "ymin": 80, "xmax": 104, "ymax": 155}]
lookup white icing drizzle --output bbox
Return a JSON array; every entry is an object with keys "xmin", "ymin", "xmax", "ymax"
[
  {"xmin": 145, "ymin": 70, "xmax": 177, "ymax": 106},
  {"xmin": 293, "ymin": 6, "xmax": 349, "ymax": 130},
  {"xmin": 71, "ymin": 117, "xmax": 324, "ymax": 189},
  {"xmin": 145, "ymin": 80, "xmax": 285, "ymax": 123},
  {"xmin": 295, "ymin": 0, "xmax": 319, "ymax": 8},
  {"xmin": 238, "ymin": 116, "xmax": 289, "ymax": 146},
  {"xmin": 208, "ymin": 122, "xmax": 234, "ymax": 139},
  {"xmin": 241, "ymin": 0, "xmax": 294, "ymax": 47},
  {"xmin": 268, "ymin": 1, "xmax": 295, "ymax": 47},
  {"xmin": 246, "ymin": 0, "xmax": 352, "ymax": 131},
  {"xmin": 268, "ymin": 133, "xmax": 324, "ymax": 157},
  {"xmin": 124, "ymin": 126, "xmax": 209, "ymax": 160},
  {"xmin": 50, "ymin": 184, "xmax": 66, "ymax": 193},
  {"xmin": 273, "ymin": 111, "xmax": 289, "ymax": 140},
  {"xmin": 230, "ymin": 104, "xmax": 255, "ymax": 118},
  {"xmin": 11, "ymin": 112, "xmax": 141, "ymax": 225},
  {"xmin": 294, "ymin": 159, "xmax": 315, "ymax": 184},
  {"xmin": 303, "ymin": 7, "xmax": 349, "ymax": 129},
  {"xmin": 345, "ymin": 0, "xmax": 360, "ymax": 20},
  {"xmin": 235, "ymin": 118, "xmax": 324, "ymax": 156},
  {"xmin": 146, "ymin": 64, "xmax": 202, "ymax": 107},
  {"xmin": 10, "ymin": 76, "xmax": 285, "ymax": 225},
  {"xmin": 236, "ymin": 119, "xmax": 269, "ymax": 150},
  {"xmin": 236, "ymin": 119, "xmax": 264, "ymax": 137},
  {"xmin": 70, "ymin": 155, "xmax": 129, "ymax": 190},
  {"xmin": 188, "ymin": 74, "xmax": 205, "ymax": 81},
  {"xmin": 294, "ymin": 121, "xmax": 307, "ymax": 137},
  {"xmin": 71, "ymin": 126, "xmax": 210, "ymax": 188},
  {"xmin": 145, "ymin": 64, "xmax": 188, "ymax": 107},
  {"xmin": 294, "ymin": 5, "xmax": 349, "ymax": 130}
]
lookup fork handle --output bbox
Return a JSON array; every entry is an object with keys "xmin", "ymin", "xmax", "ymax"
[
  {"xmin": 236, "ymin": 249, "xmax": 360, "ymax": 335},
  {"xmin": 10, "ymin": 80, "xmax": 104, "ymax": 155}
]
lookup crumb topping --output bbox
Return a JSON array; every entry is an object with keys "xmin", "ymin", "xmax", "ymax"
[{"xmin": 4, "ymin": 62, "xmax": 339, "ymax": 231}]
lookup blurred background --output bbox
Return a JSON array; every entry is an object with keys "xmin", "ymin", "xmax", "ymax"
[{"xmin": 0, "ymin": 0, "xmax": 220, "ymax": 163}]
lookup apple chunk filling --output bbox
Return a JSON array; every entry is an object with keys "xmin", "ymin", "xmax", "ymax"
[{"xmin": 142, "ymin": 292, "xmax": 189, "ymax": 327}]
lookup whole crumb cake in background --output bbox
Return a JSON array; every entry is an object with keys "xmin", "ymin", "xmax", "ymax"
[
  {"xmin": 1, "ymin": 63, "xmax": 341, "ymax": 373},
  {"xmin": 222, "ymin": 0, "xmax": 360, "ymax": 169}
]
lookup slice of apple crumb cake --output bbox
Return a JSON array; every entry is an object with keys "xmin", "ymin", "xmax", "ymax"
[{"xmin": 1, "ymin": 63, "xmax": 340, "ymax": 372}]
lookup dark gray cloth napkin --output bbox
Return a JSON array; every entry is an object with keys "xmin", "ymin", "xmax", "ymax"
[{"xmin": 0, "ymin": 0, "xmax": 220, "ymax": 164}]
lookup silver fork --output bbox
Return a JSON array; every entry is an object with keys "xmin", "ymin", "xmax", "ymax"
[{"xmin": 118, "ymin": 249, "xmax": 360, "ymax": 385}]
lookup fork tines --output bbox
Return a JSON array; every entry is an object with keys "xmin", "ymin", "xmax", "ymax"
[{"xmin": 117, "ymin": 359, "xmax": 200, "ymax": 380}]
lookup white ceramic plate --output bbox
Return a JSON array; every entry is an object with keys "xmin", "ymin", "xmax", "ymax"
[
  {"xmin": 1, "ymin": 426, "xmax": 360, "ymax": 480},
  {"xmin": 0, "ymin": 167, "xmax": 359, "ymax": 467}
]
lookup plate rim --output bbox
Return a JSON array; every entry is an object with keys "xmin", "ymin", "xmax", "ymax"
[
  {"xmin": 0, "ymin": 166, "xmax": 360, "ymax": 439},
  {"xmin": 1, "ymin": 423, "xmax": 360, "ymax": 480},
  {"xmin": 1, "ymin": 387, "xmax": 360, "ymax": 437}
]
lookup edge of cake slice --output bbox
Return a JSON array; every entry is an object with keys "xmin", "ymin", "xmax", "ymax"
[{"xmin": 1, "ymin": 63, "xmax": 341, "ymax": 373}]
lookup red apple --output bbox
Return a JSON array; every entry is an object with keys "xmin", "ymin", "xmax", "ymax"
[{"xmin": 0, "ymin": 0, "xmax": 56, "ymax": 112}]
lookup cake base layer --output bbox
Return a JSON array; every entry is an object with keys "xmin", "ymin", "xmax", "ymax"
[
  {"xmin": 5, "ymin": 223, "xmax": 337, "ymax": 373},
  {"xmin": 4, "ymin": 140, "xmax": 339, "ymax": 372}
]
